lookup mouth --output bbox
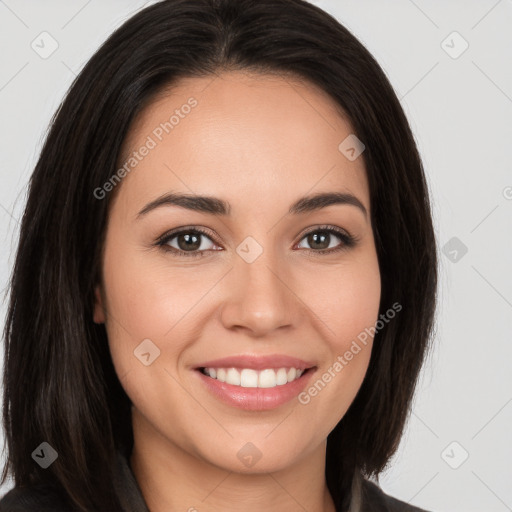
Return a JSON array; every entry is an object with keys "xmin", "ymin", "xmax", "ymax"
[
  {"xmin": 197, "ymin": 366, "xmax": 314, "ymax": 388},
  {"xmin": 192, "ymin": 354, "xmax": 317, "ymax": 411}
]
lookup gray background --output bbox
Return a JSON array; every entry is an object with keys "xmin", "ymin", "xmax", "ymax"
[{"xmin": 1, "ymin": 1, "xmax": 511, "ymax": 511}]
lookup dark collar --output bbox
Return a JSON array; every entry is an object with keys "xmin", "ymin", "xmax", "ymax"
[{"xmin": 113, "ymin": 447, "xmax": 151, "ymax": 512}]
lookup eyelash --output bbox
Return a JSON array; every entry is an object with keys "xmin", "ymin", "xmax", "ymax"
[{"xmin": 155, "ymin": 225, "xmax": 359, "ymax": 258}]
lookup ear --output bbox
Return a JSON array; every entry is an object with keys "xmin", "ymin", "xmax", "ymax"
[{"xmin": 93, "ymin": 285, "xmax": 106, "ymax": 324}]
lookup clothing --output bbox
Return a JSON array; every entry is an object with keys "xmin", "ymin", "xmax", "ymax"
[{"xmin": 0, "ymin": 447, "xmax": 431, "ymax": 512}]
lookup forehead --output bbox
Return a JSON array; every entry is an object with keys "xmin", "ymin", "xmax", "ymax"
[{"xmin": 114, "ymin": 70, "xmax": 370, "ymax": 217}]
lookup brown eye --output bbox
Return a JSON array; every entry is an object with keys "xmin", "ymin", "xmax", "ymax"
[
  {"xmin": 157, "ymin": 228, "xmax": 219, "ymax": 257},
  {"xmin": 296, "ymin": 227, "xmax": 357, "ymax": 254},
  {"xmin": 304, "ymin": 231, "xmax": 333, "ymax": 250},
  {"xmin": 173, "ymin": 232, "xmax": 203, "ymax": 252}
]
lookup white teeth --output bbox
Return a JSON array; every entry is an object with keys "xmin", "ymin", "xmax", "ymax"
[
  {"xmin": 276, "ymin": 368, "xmax": 288, "ymax": 385},
  {"xmin": 226, "ymin": 368, "xmax": 241, "ymax": 386},
  {"xmin": 202, "ymin": 367, "xmax": 306, "ymax": 388},
  {"xmin": 259, "ymin": 369, "xmax": 276, "ymax": 388},
  {"xmin": 240, "ymin": 369, "xmax": 258, "ymax": 387}
]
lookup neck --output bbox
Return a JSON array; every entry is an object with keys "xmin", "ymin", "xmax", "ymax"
[{"xmin": 129, "ymin": 408, "xmax": 337, "ymax": 512}]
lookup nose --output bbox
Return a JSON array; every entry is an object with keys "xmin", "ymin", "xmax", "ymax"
[{"xmin": 219, "ymin": 250, "xmax": 302, "ymax": 337}]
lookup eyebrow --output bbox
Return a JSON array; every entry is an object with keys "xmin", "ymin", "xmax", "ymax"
[{"xmin": 137, "ymin": 191, "xmax": 368, "ymax": 220}]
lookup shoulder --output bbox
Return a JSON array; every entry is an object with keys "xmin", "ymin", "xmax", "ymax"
[
  {"xmin": 0, "ymin": 484, "xmax": 72, "ymax": 512},
  {"xmin": 360, "ymin": 478, "xmax": 431, "ymax": 512}
]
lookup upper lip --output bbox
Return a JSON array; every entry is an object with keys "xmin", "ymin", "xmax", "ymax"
[{"xmin": 195, "ymin": 354, "xmax": 316, "ymax": 371}]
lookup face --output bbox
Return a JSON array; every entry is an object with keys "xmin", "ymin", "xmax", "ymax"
[{"xmin": 94, "ymin": 70, "xmax": 381, "ymax": 474}]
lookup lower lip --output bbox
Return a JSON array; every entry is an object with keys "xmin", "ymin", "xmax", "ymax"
[{"xmin": 195, "ymin": 368, "xmax": 316, "ymax": 411}]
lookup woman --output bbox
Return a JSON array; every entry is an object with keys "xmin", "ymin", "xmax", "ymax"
[{"xmin": 0, "ymin": 0, "xmax": 438, "ymax": 510}]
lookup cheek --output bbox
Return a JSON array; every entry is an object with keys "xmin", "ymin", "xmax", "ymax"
[
  {"xmin": 100, "ymin": 252, "xmax": 205, "ymax": 426},
  {"xmin": 100, "ymin": 244, "xmax": 198, "ymax": 373},
  {"xmin": 295, "ymin": 253, "xmax": 381, "ymax": 424},
  {"xmin": 103, "ymin": 221, "xmax": 212, "ymax": 327},
  {"xmin": 305, "ymin": 253, "xmax": 381, "ymax": 347}
]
